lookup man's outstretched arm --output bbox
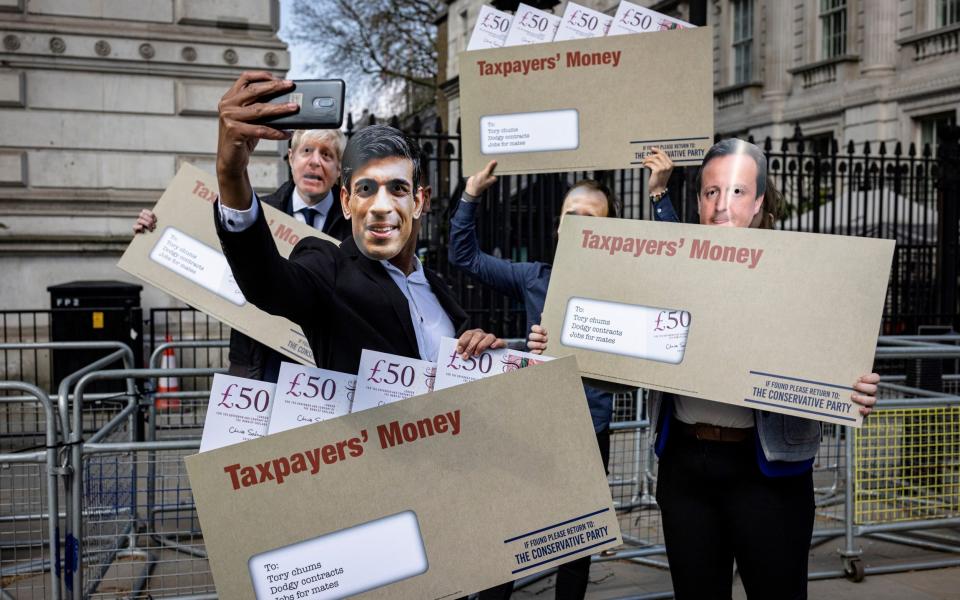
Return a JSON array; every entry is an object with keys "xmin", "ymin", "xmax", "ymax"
[{"xmin": 213, "ymin": 72, "xmax": 335, "ymax": 327}]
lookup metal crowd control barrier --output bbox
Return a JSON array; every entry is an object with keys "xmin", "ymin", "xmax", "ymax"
[
  {"xmin": 148, "ymin": 340, "xmax": 229, "ymax": 433},
  {"xmin": 0, "ymin": 381, "xmax": 60, "ymax": 600},
  {"xmin": 0, "ymin": 341, "xmax": 136, "ymax": 600},
  {"xmin": 69, "ymin": 367, "xmax": 222, "ymax": 600},
  {"xmin": 565, "ymin": 337, "xmax": 960, "ymax": 599},
  {"xmin": 4, "ymin": 338, "xmax": 960, "ymax": 598},
  {"xmin": 145, "ymin": 340, "xmax": 228, "ymax": 573},
  {"xmin": 832, "ymin": 339, "xmax": 960, "ymax": 582}
]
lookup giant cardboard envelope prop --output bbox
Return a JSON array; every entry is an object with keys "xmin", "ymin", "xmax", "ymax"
[
  {"xmin": 185, "ymin": 357, "xmax": 621, "ymax": 599},
  {"xmin": 541, "ymin": 217, "xmax": 895, "ymax": 426},
  {"xmin": 459, "ymin": 27, "xmax": 712, "ymax": 175},
  {"xmin": 118, "ymin": 164, "xmax": 338, "ymax": 365}
]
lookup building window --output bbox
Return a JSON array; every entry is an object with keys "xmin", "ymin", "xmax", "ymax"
[
  {"xmin": 805, "ymin": 132, "xmax": 836, "ymax": 156},
  {"xmin": 917, "ymin": 111, "xmax": 956, "ymax": 156},
  {"xmin": 731, "ymin": 0, "xmax": 753, "ymax": 84},
  {"xmin": 820, "ymin": 0, "xmax": 847, "ymax": 59},
  {"xmin": 937, "ymin": 0, "xmax": 960, "ymax": 26}
]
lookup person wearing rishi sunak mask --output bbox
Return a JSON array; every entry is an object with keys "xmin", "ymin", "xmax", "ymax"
[{"xmin": 212, "ymin": 71, "xmax": 504, "ymax": 381}]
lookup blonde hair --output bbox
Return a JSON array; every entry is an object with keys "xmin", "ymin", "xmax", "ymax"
[{"xmin": 289, "ymin": 129, "xmax": 347, "ymax": 160}]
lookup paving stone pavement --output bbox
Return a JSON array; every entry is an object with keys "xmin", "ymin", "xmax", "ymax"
[{"xmin": 509, "ymin": 535, "xmax": 960, "ymax": 600}]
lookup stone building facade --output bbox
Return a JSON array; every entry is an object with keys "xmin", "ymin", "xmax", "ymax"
[
  {"xmin": 439, "ymin": 0, "xmax": 959, "ymax": 152},
  {"xmin": 0, "ymin": 0, "xmax": 289, "ymax": 310},
  {"xmin": 711, "ymin": 0, "xmax": 959, "ymax": 153}
]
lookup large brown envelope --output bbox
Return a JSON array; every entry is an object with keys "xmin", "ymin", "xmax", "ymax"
[
  {"xmin": 541, "ymin": 217, "xmax": 895, "ymax": 427},
  {"xmin": 458, "ymin": 27, "xmax": 713, "ymax": 175},
  {"xmin": 185, "ymin": 356, "xmax": 621, "ymax": 599},
  {"xmin": 117, "ymin": 164, "xmax": 338, "ymax": 365}
]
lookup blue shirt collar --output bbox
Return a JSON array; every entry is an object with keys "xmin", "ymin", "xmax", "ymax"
[
  {"xmin": 380, "ymin": 256, "xmax": 427, "ymax": 284},
  {"xmin": 292, "ymin": 187, "xmax": 333, "ymax": 220}
]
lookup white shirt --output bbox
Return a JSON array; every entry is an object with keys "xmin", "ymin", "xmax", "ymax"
[
  {"xmin": 380, "ymin": 259, "xmax": 455, "ymax": 362},
  {"xmin": 219, "ymin": 190, "xmax": 332, "ymax": 231},
  {"xmin": 674, "ymin": 395, "xmax": 755, "ymax": 428},
  {"xmin": 219, "ymin": 191, "xmax": 268, "ymax": 230},
  {"xmin": 218, "ymin": 195, "xmax": 455, "ymax": 362},
  {"xmin": 291, "ymin": 188, "xmax": 334, "ymax": 231}
]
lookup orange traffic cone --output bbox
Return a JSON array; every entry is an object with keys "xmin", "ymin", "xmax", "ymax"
[{"xmin": 156, "ymin": 334, "xmax": 180, "ymax": 410}]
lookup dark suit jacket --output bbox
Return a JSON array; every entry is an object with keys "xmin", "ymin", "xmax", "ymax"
[
  {"xmin": 228, "ymin": 180, "xmax": 353, "ymax": 380},
  {"xmin": 218, "ymin": 198, "xmax": 469, "ymax": 374}
]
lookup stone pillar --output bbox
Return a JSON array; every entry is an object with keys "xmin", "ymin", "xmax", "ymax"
[
  {"xmin": 761, "ymin": 0, "xmax": 792, "ymax": 101},
  {"xmin": 861, "ymin": 0, "xmax": 898, "ymax": 76}
]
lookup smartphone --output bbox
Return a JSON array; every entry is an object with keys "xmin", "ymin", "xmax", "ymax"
[{"xmin": 255, "ymin": 79, "xmax": 345, "ymax": 130}]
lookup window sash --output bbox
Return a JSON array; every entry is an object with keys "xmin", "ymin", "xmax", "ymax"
[
  {"xmin": 919, "ymin": 112, "xmax": 957, "ymax": 155},
  {"xmin": 820, "ymin": 0, "xmax": 846, "ymax": 15},
  {"xmin": 938, "ymin": 0, "xmax": 960, "ymax": 27},
  {"xmin": 733, "ymin": 43, "xmax": 752, "ymax": 83},
  {"xmin": 732, "ymin": 0, "xmax": 753, "ymax": 43},
  {"xmin": 732, "ymin": 0, "xmax": 753, "ymax": 84},
  {"xmin": 820, "ymin": 0, "xmax": 847, "ymax": 58}
]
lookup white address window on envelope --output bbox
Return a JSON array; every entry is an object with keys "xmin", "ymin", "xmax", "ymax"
[
  {"xmin": 560, "ymin": 296, "xmax": 690, "ymax": 364},
  {"xmin": 149, "ymin": 226, "xmax": 246, "ymax": 306},
  {"xmin": 248, "ymin": 510, "xmax": 428, "ymax": 599},
  {"xmin": 481, "ymin": 109, "xmax": 580, "ymax": 155}
]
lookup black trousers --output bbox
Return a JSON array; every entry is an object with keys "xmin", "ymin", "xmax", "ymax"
[
  {"xmin": 468, "ymin": 428, "xmax": 611, "ymax": 600},
  {"xmin": 656, "ymin": 423, "xmax": 815, "ymax": 600}
]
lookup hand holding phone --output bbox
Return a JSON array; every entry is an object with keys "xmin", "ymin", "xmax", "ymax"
[{"xmin": 254, "ymin": 79, "xmax": 345, "ymax": 130}]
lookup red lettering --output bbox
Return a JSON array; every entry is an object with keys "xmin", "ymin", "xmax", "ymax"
[
  {"xmin": 191, "ymin": 179, "xmax": 217, "ymax": 203},
  {"xmin": 321, "ymin": 444, "xmax": 339, "ymax": 464},
  {"xmin": 335, "ymin": 439, "xmax": 350, "ymax": 461},
  {"xmin": 255, "ymin": 462, "xmax": 274, "ymax": 483},
  {"xmin": 224, "ymin": 463, "xmax": 242, "ymax": 490},
  {"xmin": 272, "ymin": 457, "xmax": 290, "ymax": 484},
  {"xmin": 581, "ymin": 229, "xmax": 594, "ymax": 248},
  {"xmin": 275, "ymin": 223, "xmax": 296, "ymax": 244}
]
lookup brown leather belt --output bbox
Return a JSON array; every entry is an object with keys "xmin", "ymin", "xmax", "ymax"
[{"xmin": 675, "ymin": 420, "xmax": 753, "ymax": 443}]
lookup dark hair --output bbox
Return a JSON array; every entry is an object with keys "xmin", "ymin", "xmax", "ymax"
[
  {"xmin": 696, "ymin": 138, "xmax": 767, "ymax": 200},
  {"xmin": 566, "ymin": 179, "xmax": 621, "ymax": 218},
  {"xmin": 754, "ymin": 177, "xmax": 784, "ymax": 229},
  {"xmin": 341, "ymin": 124, "xmax": 422, "ymax": 190}
]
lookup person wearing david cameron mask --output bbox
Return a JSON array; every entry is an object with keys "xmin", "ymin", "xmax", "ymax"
[{"xmin": 528, "ymin": 138, "xmax": 881, "ymax": 600}]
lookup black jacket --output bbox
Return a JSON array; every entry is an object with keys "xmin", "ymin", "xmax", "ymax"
[
  {"xmin": 227, "ymin": 180, "xmax": 353, "ymax": 380},
  {"xmin": 219, "ymin": 197, "xmax": 469, "ymax": 376}
]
